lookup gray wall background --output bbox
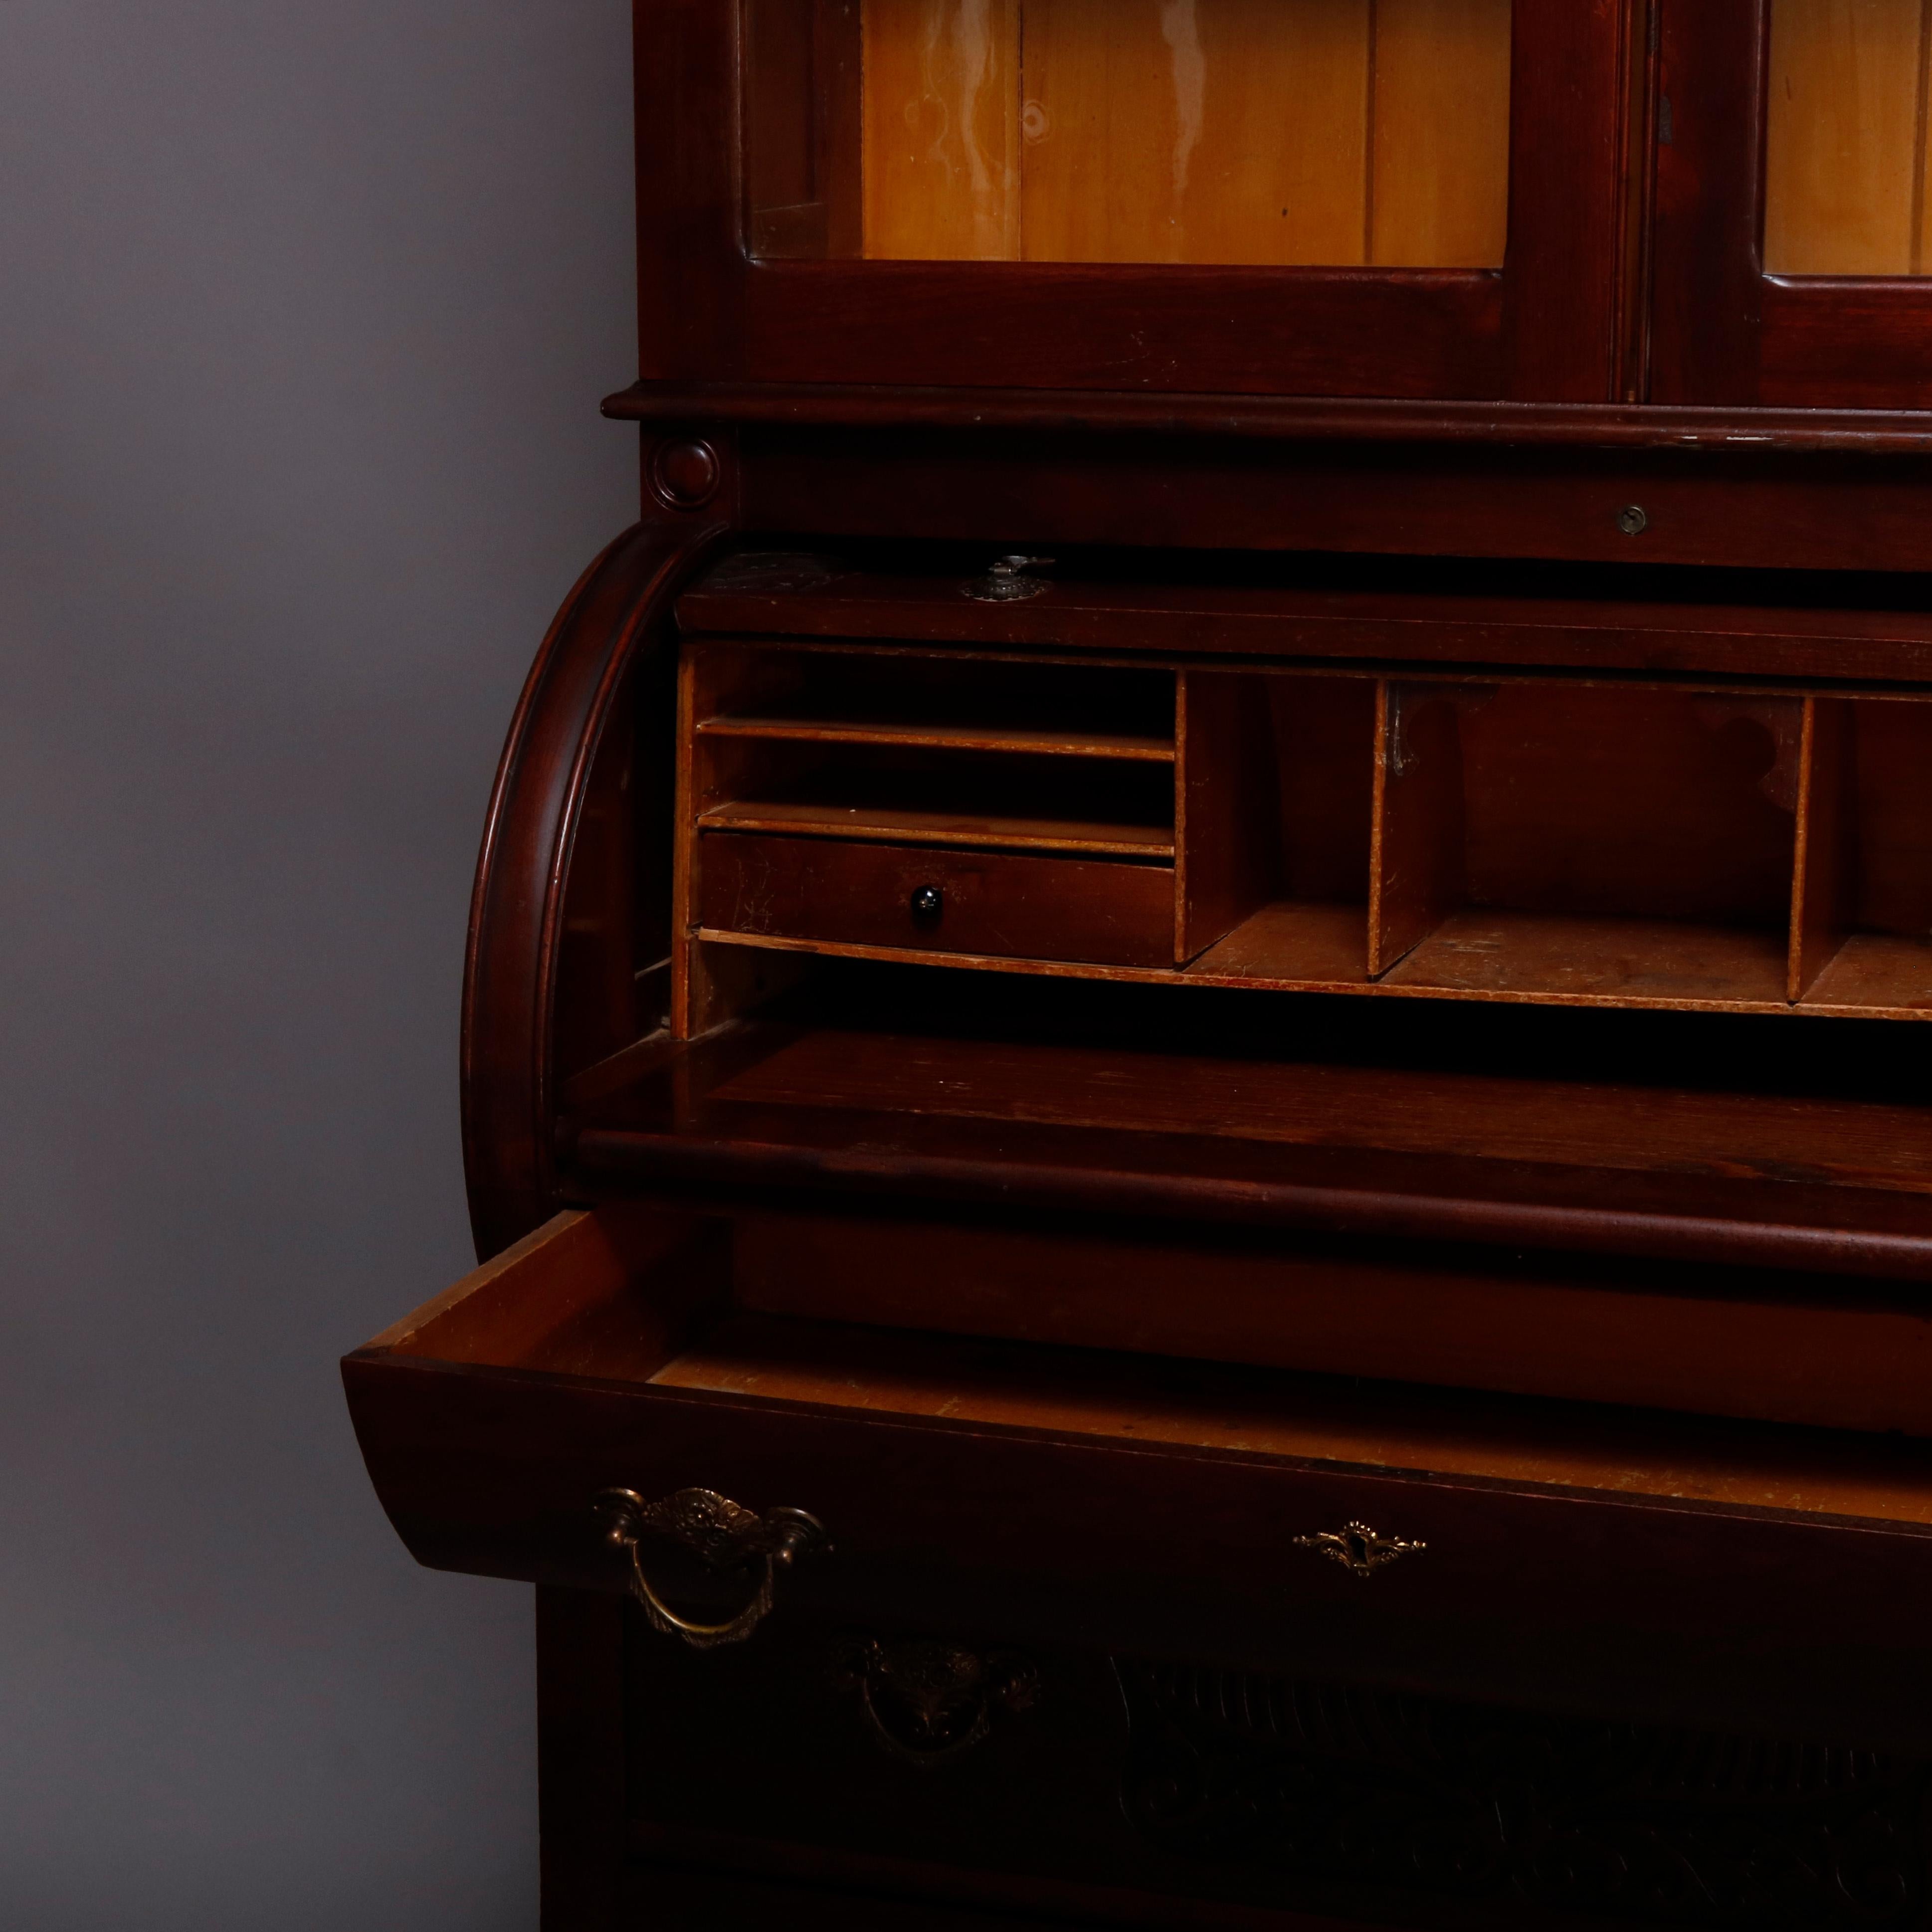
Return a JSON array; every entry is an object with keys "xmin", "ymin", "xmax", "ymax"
[{"xmin": 1, "ymin": 4, "xmax": 638, "ymax": 1925}]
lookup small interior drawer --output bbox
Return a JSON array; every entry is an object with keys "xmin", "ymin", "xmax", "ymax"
[
  {"xmin": 697, "ymin": 831, "xmax": 1176, "ymax": 967},
  {"xmin": 347, "ymin": 1206, "xmax": 1932, "ymax": 1739}
]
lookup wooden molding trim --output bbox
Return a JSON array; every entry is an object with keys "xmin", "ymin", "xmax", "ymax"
[
  {"xmin": 461, "ymin": 516, "xmax": 730, "ymax": 1261},
  {"xmin": 604, "ymin": 380, "xmax": 1932, "ymax": 455}
]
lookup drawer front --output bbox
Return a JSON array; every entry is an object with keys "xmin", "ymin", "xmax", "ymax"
[
  {"xmin": 621, "ymin": 1610, "xmax": 1932, "ymax": 1932},
  {"xmin": 349, "ymin": 1350, "xmax": 1932, "ymax": 1749},
  {"xmin": 698, "ymin": 831, "xmax": 1176, "ymax": 967},
  {"xmin": 346, "ymin": 1210, "xmax": 1932, "ymax": 1750}
]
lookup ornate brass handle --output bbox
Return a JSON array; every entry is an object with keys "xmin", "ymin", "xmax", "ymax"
[
  {"xmin": 1295, "ymin": 1520, "xmax": 1426, "ymax": 1578},
  {"xmin": 593, "ymin": 1487, "xmax": 828, "ymax": 1649},
  {"xmin": 836, "ymin": 1637, "xmax": 1040, "ymax": 1767}
]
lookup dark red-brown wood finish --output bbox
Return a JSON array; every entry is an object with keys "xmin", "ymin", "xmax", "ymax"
[
  {"xmin": 348, "ymin": 3, "xmax": 1932, "ymax": 1926},
  {"xmin": 535, "ymin": 1587, "xmax": 626, "ymax": 1932},
  {"xmin": 462, "ymin": 512, "xmax": 728, "ymax": 1259},
  {"xmin": 429, "ymin": 509, "xmax": 1932, "ymax": 1926},
  {"xmin": 635, "ymin": 0, "xmax": 1633, "ymax": 403},
  {"xmin": 1652, "ymin": 0, "xmax": 1932, "ymax": 410},
  {"xmin": 346, "ymin": 1208, "xmax": 1932, "ymax": 1739},
  {"xmin": 350, "ymin": 1198, "xmax": 1932, "ymax": 1923}
]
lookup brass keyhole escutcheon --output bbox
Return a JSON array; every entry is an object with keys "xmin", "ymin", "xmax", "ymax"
[{"xmin": 1295, "ymin": 1520, "xmax": 1426, "ymax": 1578}]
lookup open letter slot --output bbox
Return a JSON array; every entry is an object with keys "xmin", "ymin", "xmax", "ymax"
[
  {"xmin": 1369, "ymin": 683, "xmax": 1801, "ymax": 1008},
  {"xmin": 1174, "ymin": 670, "xmax": 1280, "ymax": 963},
  {"xmin": 1793, "ymin": 696, "xmax": 1932, "ymax": 1014},
  {"xmin": 1185, "ymin": 674, "xmax": 1376, "ymax": 983},
  {"xmin": 687, "ymin": 644, "xmax": 1178, "ymax": 856}
]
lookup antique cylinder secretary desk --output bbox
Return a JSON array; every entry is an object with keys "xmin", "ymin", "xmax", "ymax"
[{"xmin": 347, "ymin": 5, "xmax": 1932, "ymax": 1926}]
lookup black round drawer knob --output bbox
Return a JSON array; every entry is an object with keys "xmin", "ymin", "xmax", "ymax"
[{"xmin": 910, "ymin": 885, "xmax": 944, "ymax": 921}]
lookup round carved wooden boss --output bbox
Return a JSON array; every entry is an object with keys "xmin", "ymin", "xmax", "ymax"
[{"xmin": 648, "ymin": 438, "xmax": 723, "ymax": 511}]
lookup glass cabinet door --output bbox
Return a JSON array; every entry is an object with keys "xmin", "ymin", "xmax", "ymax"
[
  {"xmin": 1763, "ymin": 0, "xmax": 1932, "ymax": 277},
  {"xmin": 1655, "ymin": 0, "xmax": 1932, "ymax": 406},
  {"xmin": 707, "ymin": 0, "xmax": 1630, "ymax": 401},
  {"xmin": 749, "ymin": 0, "xmax": 1511, "ymax": 271}
]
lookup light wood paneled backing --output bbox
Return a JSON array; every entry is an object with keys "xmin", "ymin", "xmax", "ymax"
[
  {"xmin": 1369, "ymin": 0, "xmax": 1514, "ymax": 268},
  {"xmin": 861, "ymin": 0, "xmax": 1022, "ymax": 258},
  {"xmin": 1765, "ymin": 0, "xmax": 1932, "ymax": 274},
  {"xmin": 850, "ymin": 0, "xmax": 1511, "ymax": 264}
]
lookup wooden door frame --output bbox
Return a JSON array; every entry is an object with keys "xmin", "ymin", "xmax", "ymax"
[
  {"xmin": 634, "ymin": 0, "xmax": 1634, "ymax": 403},
  {"xmin": 1653, "ymin": 0, "xmax": 1932, "ymax": 407}
]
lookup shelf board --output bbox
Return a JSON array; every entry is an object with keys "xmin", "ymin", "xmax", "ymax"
[
  {"xmin": 696, "ymin": 716, "xmax": 1175, "ymax": 762},
  {"xmin": 1186, "ymin": 902, "xmax": 1369, "ymax": 985},
  {"xmin": 1379, "ymin": 911, "xmax": 1793, "ymax": 1011},
  {"xmin": 1803, "ymin": 934, "xmax": 1932, "ymax": 1017},
  {"xmin": 698, "ymin": 903, "xmax": 1932, "ymax": 1021},
  {"xmin": 698, "ymin": 799, "xmax": 1175, "ymax": 858}
]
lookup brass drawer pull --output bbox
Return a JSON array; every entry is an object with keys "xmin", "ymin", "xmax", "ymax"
[
  {"xmin": 838, "ymin": 1637, "xmax": 1040, "ymax": 1767},
  {"xmin": 594, "ymin": 1487, "xmax": 828, "ymax": 1649},
  {"xmin": 1295, "ymin": 1520, "xmax": 1426, "ymax": 1578}
]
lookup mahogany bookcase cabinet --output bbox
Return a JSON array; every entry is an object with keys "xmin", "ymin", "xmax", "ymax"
[{"xmin": 347, "ymin": 5, "xmax": 1932, "ymax": 1928}]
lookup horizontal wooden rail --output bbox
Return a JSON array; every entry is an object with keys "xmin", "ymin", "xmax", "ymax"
[{"xmin": 606, "ymin": 380, "xmax": 1932, "ymax": 455}]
